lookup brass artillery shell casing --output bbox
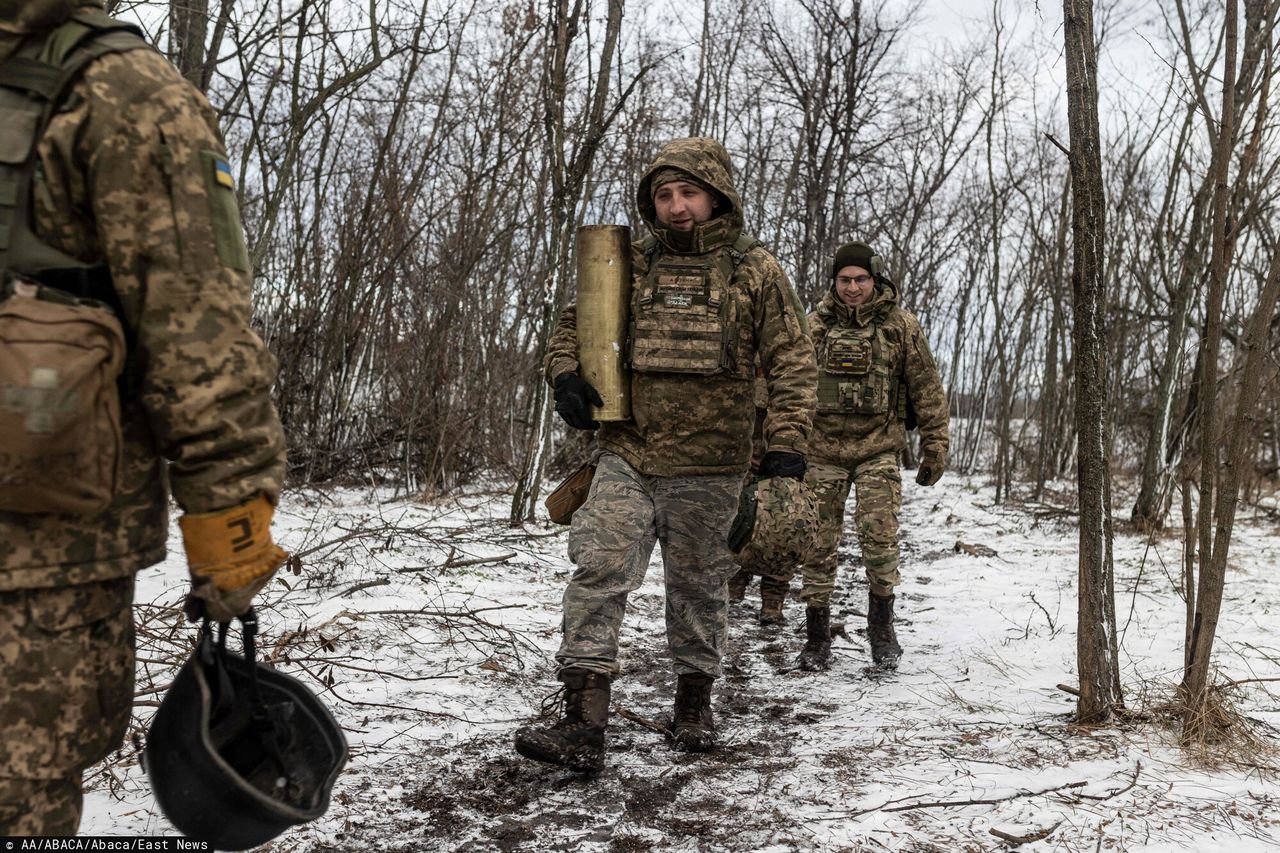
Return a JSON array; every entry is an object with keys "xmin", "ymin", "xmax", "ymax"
[{"xmin": 576, "ymin": 225, "xmax": 633, "ymax": 422}]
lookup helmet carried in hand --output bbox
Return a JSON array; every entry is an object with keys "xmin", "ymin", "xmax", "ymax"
[
  {"xmin": 728, "ymin": 475, "xmax": 820, "ymax": 569},
  {"xmin": 143, "ymin": 611, "xmax": 347, "ymax": 850}
]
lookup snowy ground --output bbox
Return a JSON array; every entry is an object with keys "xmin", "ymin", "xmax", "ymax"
[{"xmin": 80, "ymin": 474, "xmax": 1280, "ymax": 851}]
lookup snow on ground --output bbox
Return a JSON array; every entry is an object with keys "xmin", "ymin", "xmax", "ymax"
[{"xmin": 79, "ymin": 475, "xmax": 1280, "ymax": 851}]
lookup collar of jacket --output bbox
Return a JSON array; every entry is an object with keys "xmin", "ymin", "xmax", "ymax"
[
  {"xmin": 0, "ymin": 0, "xmax": 99, "ymax": 34},
  {"xmin": 649, "ymin": 213, "xmax": 741, "ymax": 256},
  {"xmin": 818, "ymin": 278, "xmax": 899, "ymax": 327},
  {"xmin": 650, "ymin": 211, "xmax": 742, "ymax": 253}
]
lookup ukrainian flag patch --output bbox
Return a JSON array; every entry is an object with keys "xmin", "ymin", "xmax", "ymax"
[{"xmin": 213, "ymin": 158, "xmax": 235, "ymax": 189}]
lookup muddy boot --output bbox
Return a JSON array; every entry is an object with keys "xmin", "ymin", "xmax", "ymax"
[
  {"xmin": 758, "ymin": 576, "xmax": 788, "ymax": 625},
  {"xmin": 795, "ymin": 605, "xmax": 832, "ymax": 671},
  {"xmin": 868, "ymin": 591, "xmax": 903, "ymax": 670},
  {"xmin": 727, "ymin": 569, "xmax": 751, "ymax": 603},
  {"xmin": 669, "ymin": 673, "xmax": 717, "ymax": 752},
  {"xmin": 513, "ymin": 668, "xmax": 610, "ymax": 770}
]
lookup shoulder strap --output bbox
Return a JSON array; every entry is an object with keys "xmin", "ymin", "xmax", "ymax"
[
  {"xmin": 635, "ymin": 233, "xmax": 659, "ymax": 268},
  {"xmin": 732, "ymin": 233, "xmax": 761, "ymax": 256},
  {"xmin": 0, "ymin": 13, "xmax": 151, "ymax": 388},
  {"xmin": 0, "ymin": 13, "xmax": 149, "ymax": 297},
  {"xmin": 727, "ymin": 233, "xmax": 761, "ymax": 271},
  {"xmin": 41, "ymin": 12, "xmax": 144, "ymax": 65},
  {"xmin": 716, "ymin": 233, "xmax": 761, "ymax": 283}
]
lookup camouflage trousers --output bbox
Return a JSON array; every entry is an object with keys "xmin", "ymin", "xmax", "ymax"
[
  {"xmin": 799, "ymin": 451, "xmax": 902, "ymax": 606},
  {"xmin": 558, "ymin": 452, "xmax": 742, "ymax": 679},
  {"xmin": 0, "ymin": 577, "xmax": 136, "ymax": 835}
]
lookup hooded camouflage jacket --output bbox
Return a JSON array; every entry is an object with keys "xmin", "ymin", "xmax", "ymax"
[
  {"xmin": 547, "ymin": 137, "xmax": 816, "ymax": 476},
  {"xmin": 807, "ymin": 277, "xmax": 948, "ymax": 469},
  {"xmin": 0, "ymin": 1, "xmax": 286, "ymax": 591}
]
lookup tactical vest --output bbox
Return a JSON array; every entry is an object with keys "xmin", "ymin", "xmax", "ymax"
[
  {"xmin": 816, "ymin": 316, "xmax": 908, "ymax": 418},
  {"xmin": 629, "ymin": 233, "xmax": 760, "ymax": 379},
  {"xmin": 0, "ymin": 10, "xmax": 148, "ymax": 301}
]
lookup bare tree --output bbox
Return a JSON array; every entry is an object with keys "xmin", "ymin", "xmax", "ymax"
[
  {"xmin": 510, "ymin": 0, "xmax": 646, "ymax": 524},
  {"xmin": 1181, "ymin": 0, "xmax": 1279, "ymax": 740},
  {"xmin": 1063, "ymin": 0, "xmax": 1122, "ymax": 724}
]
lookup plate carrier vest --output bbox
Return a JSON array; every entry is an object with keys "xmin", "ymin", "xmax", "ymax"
[
  {"xmin": 816, "ymin": 313, "xmax": 909, "ymax": 421},
  {"xmin": 629, "ymin": 232, "xmax": 761, "ymax": 379}
]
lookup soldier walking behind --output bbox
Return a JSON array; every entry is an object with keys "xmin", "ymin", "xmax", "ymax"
[
  {"xmin": 1, "ymin": 0, "xmax": 288, "ymax": 835},
  {"xmin": 514, "ymin": 137, "xmax": 816, "ymax": 770},
  {"xmin": 794, "ymin": 242, "xmax": 949, "ymax": 672}
]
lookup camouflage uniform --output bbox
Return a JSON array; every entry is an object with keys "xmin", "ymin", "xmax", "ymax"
[
  {"xmin": 0, "ymin": 1, "xmax": 286, "ymax": 834},
  {"xmin": 799, "ymin": 278, "xmax": 948, "ymax": 605},
  {"xmin": 546, "ymin": 137, "xmax": 816, "ymax": 678},
  {"xmin": 561, "ymin": 452, "xmax": 742, "ymax": 676}
]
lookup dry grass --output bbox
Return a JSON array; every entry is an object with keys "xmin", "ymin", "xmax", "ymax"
[{"xmin": 1132, "ymin": 677, "xmax": 1280, "ymax": 772}]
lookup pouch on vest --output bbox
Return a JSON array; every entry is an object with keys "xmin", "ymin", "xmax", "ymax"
[
  {"xmin": 0, "ymin": 281, "xmax": 125, "ymax": 515},
  {"xmin": 544, "ymin": 461, "xmax": 596, "ymax": 525}
]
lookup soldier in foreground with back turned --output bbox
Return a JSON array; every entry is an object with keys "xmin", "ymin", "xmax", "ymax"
[
  {"xmin": 794, "ymin": 242, "xmax": 949, "ymax": 672},
  {"xmin": 514, "ymin": 137, "xmax": 816, "ymax": 770},
  {"xmin": 0, "ymin": 0, "xmax": 288, "ymax": 834}
]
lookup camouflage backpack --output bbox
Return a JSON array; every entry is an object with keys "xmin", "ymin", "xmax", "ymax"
[
  {"xmin": 0, "ymin": 11, "xmax": 149, "ymax": 514},
  {"xmin": 728, "ymin": 475, "xmax": 820, "ymax": 570}
]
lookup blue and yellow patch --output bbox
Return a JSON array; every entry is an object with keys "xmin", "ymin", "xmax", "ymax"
[{"xmin": 213, "ymin": 158, "xmax": 235, "ymax": 189}]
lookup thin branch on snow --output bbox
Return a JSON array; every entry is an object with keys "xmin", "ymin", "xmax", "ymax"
[{"xmin": 882, "ymin": 780, "xmax": 1087, "ymax": 812}]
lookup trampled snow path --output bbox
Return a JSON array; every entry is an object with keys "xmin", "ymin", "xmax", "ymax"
[{"xmin": 80, "ymin": 475, "xmax": 1280, "ymax": 851}]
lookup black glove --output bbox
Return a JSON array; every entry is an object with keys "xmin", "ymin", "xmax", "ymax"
[
  {"xmin": 553, "ymin": 372, "xmax": 604, "ymax": 430},
  {"xmin": 916, "ymin": 451, "xmax": 945, "ymax": 486},
  {"xmin": 758, "ymin": 450, "xmax": 806, "ymax": 480}
]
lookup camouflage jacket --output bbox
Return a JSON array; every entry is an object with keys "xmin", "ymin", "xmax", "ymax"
[
  {"xmin": 547, "ymin": 138, "xmax": 816, "ymax": 477},
  {"xmin": 0, "ymin": 1, "xmax": 286, "ymax": 591},
  {"xmin": 807, "ymin": 279, "xmax": 949, "ymax": 469}
]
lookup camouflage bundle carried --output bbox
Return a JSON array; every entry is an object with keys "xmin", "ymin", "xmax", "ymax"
[{"xmin": 728, "ymin": 476, "xmax": 820, "ymax": 569}]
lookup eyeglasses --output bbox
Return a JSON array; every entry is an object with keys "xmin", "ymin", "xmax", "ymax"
[{"xmin": 836, "ymin": 275, "xmax": 874, "ymax": 286}]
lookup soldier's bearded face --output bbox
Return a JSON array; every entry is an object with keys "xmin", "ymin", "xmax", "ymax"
[
  {"xmin": 834, "ymin": 265, "xmax": 875, "ymax": 307},
  {"xmin": 653, "ymin": 181, "xmax": 715, "ymax": 231}
]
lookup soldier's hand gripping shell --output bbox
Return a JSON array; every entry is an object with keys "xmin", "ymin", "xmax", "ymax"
[
  {"xmin": 758, "ymin": 450, "xmax": 807, "ymax": 481},
  {"xmin": 180, "ymin": 494, "xmax": 289, "ymax": 623},
  {"xmin": 916, "ymin": 451, "xmax": 946, "ymax": 487},
  {"xmin": 553, "ymin": 372, "xmax": 605, "ymax": 430}
]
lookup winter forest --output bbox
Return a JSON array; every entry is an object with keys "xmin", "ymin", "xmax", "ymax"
[{"xmin": 89, "ymin": 0, "xmax": 1279, "ymax": 849}]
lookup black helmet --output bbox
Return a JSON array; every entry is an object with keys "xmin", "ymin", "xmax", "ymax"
[{"xmin": 144, "ymin": 611, "xmax": 348, "ymax": 850}]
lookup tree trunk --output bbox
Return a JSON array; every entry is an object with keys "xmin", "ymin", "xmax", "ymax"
[
  {"xmin": 168, "ymin": 0, "xmax": 208, "ymax": 89},
  {"xmin": 510, "ymin": 0, "xmax": 630, "ymax": 524},
  {"xmin": 1182, "ymin": 0, "xmax": 1261, "ymax": 739},
  {"xmin": 1063, "ymin": 0, "xmax": 1121, "ymax": 724}
]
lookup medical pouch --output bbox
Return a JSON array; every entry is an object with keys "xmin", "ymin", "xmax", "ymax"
[{"xmin": 0, "ymin": 281, "xmax": 125, "ymax": 514}]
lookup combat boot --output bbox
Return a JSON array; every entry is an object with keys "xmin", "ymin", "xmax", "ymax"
[
  {"xmin": 513, "ymin": 668, "xmax": 610, "ymax": 770},
  {"xmin": 727, "ymin": 569, "xmax": 751, "ymax": 603},
  {"xmin": 795, "ymin": 605, "xmax": 832, "ymax": 671},
  {"xmin": 759, "ymin": 576, "xmax": 788, "ymax": 625},
  {"xmin": 670, "ymin": 673, "xmax": 717, "ymax": 752},
  {"xmin": 867, "ymin": 591, "xmax": 903, "ymax": 670}
]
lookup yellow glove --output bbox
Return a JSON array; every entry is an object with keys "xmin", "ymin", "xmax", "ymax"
[{"xmin": 180, "ymin": 494, "xmax": 288, "ymax": 623}]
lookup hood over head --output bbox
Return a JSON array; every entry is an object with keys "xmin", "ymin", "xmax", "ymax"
[
  {"xmin": 0, "ymin": 0, "xmax": 92, "ymax": 33},
  {"xmin": 636, "ymin": 137, "xmax": 744, "ymax": 253}
]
